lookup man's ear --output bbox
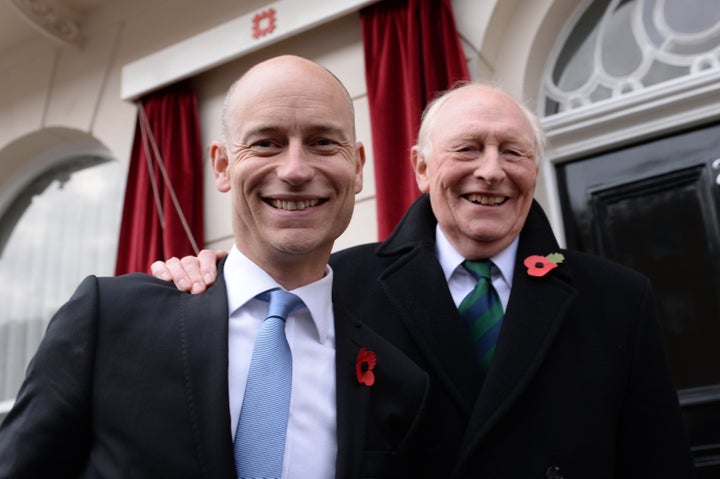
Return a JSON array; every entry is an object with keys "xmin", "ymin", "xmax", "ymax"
[
  {"xmin": 353, "ymin": 141, "xmax": 366, "ymax": 194},
  {"xmin": 410, "ymin": 145, "xmax": 430, "ymax": 193},
  {"xmin": 210, "ymin": 141, "xmax": 231, "ymax": 193}
]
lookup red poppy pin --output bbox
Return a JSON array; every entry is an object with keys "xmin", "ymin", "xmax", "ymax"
[
  {"xmin": 524, "ymin": 252, "xmax": 565, "ymax": 277},
  {"xmin": 356, "ymin": 348, "xmax": 376, "ymax": 386}
]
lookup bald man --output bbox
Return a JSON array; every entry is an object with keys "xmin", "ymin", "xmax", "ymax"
[{"xmin": 0, "ymin": 56, "xmax": 429, "ymax": 479}]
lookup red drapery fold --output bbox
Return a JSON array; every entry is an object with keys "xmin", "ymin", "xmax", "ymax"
[
  {"xmin": 115, "ymin": 80, "xmax": 204, "ymax": 275},
  {"xmin": 361, "ymin": 0, "xmax": 469, "ymax": 239}
]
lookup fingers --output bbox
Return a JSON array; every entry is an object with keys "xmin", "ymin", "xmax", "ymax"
[
  {"xmin": 196, "ymin": 249, "xmax": 222, "ymax": 290},
  {"xmin": 180, "ymin": 255, "xmax": 208, "ymax": 293},
  {"xmin": 168, "ymin": 257, "xmax": 200, "ymax": 292},
  {"xmin": 150, "ymin": 259, "xmax": 173, "ymax": 282},
  {"xmin": 149, "ymin": 256, "xmax": 202, "ymax": 293},
  {"xmin": 150, "ymin": 249, "xmax": 226, "ymax": 294}
]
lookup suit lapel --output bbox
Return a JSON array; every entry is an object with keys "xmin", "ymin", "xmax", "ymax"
[
  {"xmin": 178, "ymin": 259, "xmax": 236, "ymax": 478},
  {"xmin": 334, "ymin": 301, "xmax": 370, "ymax": 479},
  {"xmin": 334, "ymin": 294, "xmax": 430, "ymax": 479},
  {"xmin": 455, "ymin": 203, "xmax": 579, "ymax": 469},
  {"xmin": 368, "ymin": 195, "xmax": 485, "ymax": 415}
]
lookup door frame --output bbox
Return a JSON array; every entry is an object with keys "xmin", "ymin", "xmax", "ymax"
[{"xmin": 539, "ymin": 68, "xmax": 720, "ymax": 247}]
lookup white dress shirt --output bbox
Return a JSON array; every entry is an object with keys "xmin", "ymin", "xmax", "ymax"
[
  {"xmin": 435, "ymin": 225, "xmax": 518, "ymax": 311},
  {"xmin": 223, "ymin": 246, "xmax": 336, "ymax": 479}
]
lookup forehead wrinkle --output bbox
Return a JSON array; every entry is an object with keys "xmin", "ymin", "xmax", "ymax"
[
  {"xmin": 452, "ymin": 116, "xmax": 534, "ymax": 142},
  {"xmin": 242, "ymin": 94, "xmax": 348, "ymax": 122},
  {"xmin": 224, "ymin": 87, "xmax": 355, "ymax": 151},
  {"xmin": 442, "ymin": 124, "xmax": 528, "ymax": 143},
  {"xmin": 235, "ymin": 98, "xmax": 352, "ymax": 135},
  {"xmin": 237, "ymin": 120, "xmax": 352, "ymax": 142}
]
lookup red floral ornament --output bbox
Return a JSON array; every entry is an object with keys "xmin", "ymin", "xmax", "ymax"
[
  {"xmin": 356, "ymin": 348, "xmax": 376, "ymax": 386},
  {"xmin": 252, "ymin": 8, "xmax": 277, "ymax": 40},
  {"xmin": 524, "ymin": 252, "xmax": 564, "ymax": 277}
]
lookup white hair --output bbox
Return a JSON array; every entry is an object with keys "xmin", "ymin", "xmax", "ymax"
[{"xmin": 416, "ymin": 82, "xmax": 546, "ymax": 164}]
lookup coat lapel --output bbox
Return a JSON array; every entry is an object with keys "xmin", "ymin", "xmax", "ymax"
[
  {"xmin": 178, "ymin": 258, "xmax": 236, "ymax": 478},
  {"xmin": 373, "ymin": 195, "xmax": 485, "ymax": 415},
  {"xmin": 334, "ymin": 295, "xmax": 430, "ymax": 479},
  {"xmin": 455, "ymin": 202, "xmax": 579, "ymax": 469},
  {"xmin": 333, "ymin": 301, "xmax": 370, "ymax": 479},
  {"xmin": 378, "ymin": 247, "xmax": 484, "ymax": 414}
]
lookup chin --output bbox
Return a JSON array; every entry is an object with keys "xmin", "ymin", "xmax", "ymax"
[
  {"xmin": 273, "ymin": 234, "xmax": 328, "ymax": 256},
  {"xmin": 463, "ymin": 221, "xmax": 508, "ymax": 239}
]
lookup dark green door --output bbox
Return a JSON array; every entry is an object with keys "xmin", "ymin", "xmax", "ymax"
[{"xmin": 557, "ymin": 121, "xmax": 720, "ymax": 476}]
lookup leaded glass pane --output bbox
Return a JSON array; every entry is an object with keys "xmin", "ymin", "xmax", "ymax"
[{"xmin": 542, "ymin": 0, "xmax": 720, "ymax": 116}]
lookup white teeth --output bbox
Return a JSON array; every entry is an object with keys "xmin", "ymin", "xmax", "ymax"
[
  {"xmin": 466, "ymin": 194, "xmax": 505, "ymax": 205},
  {"xmin": 269, "ymin": 199, "xmax": 322, "ymax": 211}
]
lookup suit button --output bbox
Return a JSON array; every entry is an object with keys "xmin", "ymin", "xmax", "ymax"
[{"xmin": 546, "ymin": 466, "xmax": 564, "ymax": 479}]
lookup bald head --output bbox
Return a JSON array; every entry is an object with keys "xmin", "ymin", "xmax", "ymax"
[
  {"xmin": 221, "ymin": 55, "xmax": 355, "ymax": 143},
  {"xmin": 209, "ymin": 54, "xmax": 365, "ymax": 287}
]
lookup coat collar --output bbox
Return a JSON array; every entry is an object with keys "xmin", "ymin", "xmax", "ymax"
[{"xmin": 376, "ymin": 194, "xmax": 437, "ymax": 257}]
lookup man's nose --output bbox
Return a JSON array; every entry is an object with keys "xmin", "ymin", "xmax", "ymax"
[
  {"xmin": 277, "ymin": 143, "xmax": 314, "ymax": 184},
  {"xmin": 473, "ymin": 148, "xmax": 505, "ymax": 183}
]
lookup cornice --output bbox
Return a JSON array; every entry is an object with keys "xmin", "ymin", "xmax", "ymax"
[{"xmin": 8, "ymin": 0, "xmax": 82, "ymax": 48}]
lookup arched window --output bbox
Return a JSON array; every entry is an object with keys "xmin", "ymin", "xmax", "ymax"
[
  {"xmin": 542, "ymin": 0, "xmax": 720, "ymax": 116},
  {"xmin": 0, "ymin": 155, "xmax": 123, "ymax": 411}
]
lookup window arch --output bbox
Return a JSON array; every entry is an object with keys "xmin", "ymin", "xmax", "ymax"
[
  {"xmin": 0, "ymin": 154, "xmax": 123, "ymax": 409},
  {"xmin": 541, "ymin": 0, "xmax": 720, "ymax": 116}
]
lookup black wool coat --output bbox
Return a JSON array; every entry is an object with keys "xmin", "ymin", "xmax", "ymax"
[{"xmin": 330, "ymin": 194, "xmax": 695, "ymax": 479}]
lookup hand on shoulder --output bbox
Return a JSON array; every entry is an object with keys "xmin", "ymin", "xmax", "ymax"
[{"xmin": 150, "ymin": 249, "xmax": 227, "ymax": 293}]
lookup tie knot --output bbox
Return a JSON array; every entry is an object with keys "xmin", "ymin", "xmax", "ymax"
[
  {"xmin": 463, "ymin": 259, "xmax": 493, "ymax": 280},
  {"xmin": 260, "ymin": 289, "xmax": 304, "ymax": 322}
]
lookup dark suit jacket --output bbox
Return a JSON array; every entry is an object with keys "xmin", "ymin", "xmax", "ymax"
[
  {"xmin": 331, "ymin": 194, "xmax": 695, "ymax": 479},
  {"xmin": 0, "ymin": 260, "xmax": 428, "ymax": 478}
]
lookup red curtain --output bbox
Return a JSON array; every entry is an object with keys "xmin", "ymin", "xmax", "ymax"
[
  {"xmin": 361, "ymin": 0, "xmax": 469, "ymax": 239},
  {"xmin": 115, "ymin": 80, "xmax": 204, "ymax": 275}
]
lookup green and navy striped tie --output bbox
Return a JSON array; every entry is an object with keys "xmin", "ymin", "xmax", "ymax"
[{"xmin": 458, "ymin": 260, "xmax": 504, "ymax": 370}]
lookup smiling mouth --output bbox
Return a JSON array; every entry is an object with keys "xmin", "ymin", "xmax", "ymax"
[
  {"xmin": 464, "ymin": 193, "xmax": 507, "ymax": 206},
  {"xmin": 266, "ymin": 198, "xmax": 326, "ymax": 211}
]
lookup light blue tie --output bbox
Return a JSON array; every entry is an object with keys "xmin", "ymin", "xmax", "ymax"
[{"xmin": 234, "ymin": 289, "xmax": 303, "ymax": 479}]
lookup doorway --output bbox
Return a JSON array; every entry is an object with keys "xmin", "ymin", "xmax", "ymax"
[{"xmin": 557, "ymin": 121, "xmax": 720, "ymax": 475}]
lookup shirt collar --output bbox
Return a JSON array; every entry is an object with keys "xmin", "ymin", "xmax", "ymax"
[
  {"xmin": 435, "ymin": 225, "xmax": 518, "ymax": 288},
  {"xmin": 224, "ymin": 245, "xmax": 334, "ymax": 343}
]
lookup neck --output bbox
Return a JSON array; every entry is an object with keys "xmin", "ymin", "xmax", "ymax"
[
  {"xmin": 238, "ymin": 246, "xmax": 329, "ymax": 291},
  {"xmin": 444, "ymin": 234, "xmax": 516, "ymax": 261}
]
